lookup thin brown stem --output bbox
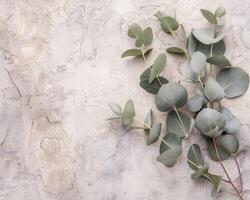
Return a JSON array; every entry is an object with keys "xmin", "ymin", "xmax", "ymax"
[
  {"xmin": 212, "ymin": 138, "xmax": 243, "ymax": 199},
  {"xmin": 233, "ymin": 155, "xmax": 243, "ymax": 193}
]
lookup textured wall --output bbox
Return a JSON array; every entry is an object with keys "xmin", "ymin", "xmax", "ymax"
[{"xmin": 0, "ymin": 0, "xmax": 249, "ymax": 200}]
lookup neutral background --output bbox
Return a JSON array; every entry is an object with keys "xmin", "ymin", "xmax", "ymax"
[{"xmin": 0, "ymin": 0, "xmax": 250, "ymax": 199}]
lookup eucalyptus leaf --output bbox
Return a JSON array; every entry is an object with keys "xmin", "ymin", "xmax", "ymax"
[
  {"xmin": 147, "ymin": 123, "xmax": 161, "ymax": 145},
  {"xmin": 207, "ymin": 55, "xmax": 231, "ymax": 67},
  {"xmin": 157, "ymin": 133, "xmax": 183, "ymax": 166},
  {"xmin": 167, "ymin": 110, "xmax": 194, "ymax": 137},
  {"xmin": 191, "ymin": 51, "xmax": 207, "ymax": 74},
  {"xmin": 187, "ymin": 144, "xmax": 204, "ymax": 170},
  {"xmin": 128, "ymin": 23, "xmax": 142, "ymax": 38},
  {"xmin": 195, "ymin": 108, "xmax": 226, "ymax": 137},
  {"xmin": 196, "ymin": 40, "xmax": 225, "ymax": 56},
  {"xmin": 200, "ymin": 9, "xmax": 217, "ymax": 24},
  {"xmin": 144, "ymin": 109, "xmax": 152, "ymax": 130},
  {"xmin": 215, "ymin": 7, "xmax": 226, "ymax": 18},
  {"xmin": 167, "ymin": 47, "xmax": 186, "ymax": 55},
  {"xmin": 135, "ymin": 33, "xmax": 144, "ymax": 47},
  {"xmin": 149, "ymin": 54, "xmax": 167, "ymax": 83},
  {"xmin": 186, "ymin": 93, "xmax": 207, "ymax": 112},
  {"xmin": 191, "ymin": 164, "xmax": 209, "ymax": 180},
  {"xmin": 180, "ymin": 24, "xmax": 187, "ymax": 47},
  {"xmin": 160, "ymin": 17, "xmax": 179, "ymax": 34},
  {"xmin": 208, "ymin": 134, "xmax": 239, "ymax": 161},
  {"xmin": 108, "ymin": 102, "xmax": 122, "ymax": 115},
  {"xmin": 206, "ymin": 173, "xmax": 222, "ymax": 193},
  {"xmin": 121, "ymin": 99, "xmax": 135, "ymax": 126},
  {"xmin": 220, "ymin": 107, "xmax": 240, "ymax": 134},
  {"xmin": 204, "ymin": 77, "xmax": 225, "ymax": 102},
  {"xmin": 142, "ymin": 27, "xmax": 153, "ymax": 46},
  {"xmin": 216, "ymin": 67, "xmax": 250, "ymax": 98},
  {"xmin": 140, "ymin": 67, "xmax": 169, "ymax": 94},
  {"xmin": 121, "ymin": 49, "xmax": 143, "ymax": 58},
  {"xmin": 187, "ymin": 33, "xmax": 197, "ymax": 56},
  {"xmin": 193, "ymin": 26, "xmax": 232, "ymax": 45},
  {"xmin": 155, "ymin": 83, "xmax": 188, "ymax": 112}
]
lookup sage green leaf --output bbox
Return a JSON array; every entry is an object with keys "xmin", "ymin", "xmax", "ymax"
[
  {"xmin": 155, "ymin": 83, "xmax": 188, "ymax": 112},
  {"xmin": 186, "ymin": 93, "xmax": 207, "ymax": 112},
  {"xmin": 204, "ymin": 77, "xmax": 225, "ymax": 102},
  {"xmin": 108, "ymin": 102, "xmax": 122, "ymax": 115},
  {"xmin": 157, "ymin": 133, "xmax": 182, "ymax": 166},
  {"xmin": 191, "ymin": 164, "xmax": 209, "ymax": 180},
  {"xmin": 135, "ymin": 33, "xmax": 144, "ymax": 47},
  {"xmin": 142, "ymin": 27, "xmax": 153, "ymax": 46},
  {"xmin": 220, "ymin": 107, "xmax": 240, "ymax": 134},
  {"xmin": 147, "ymin": 123, "xmax": 161, "ymax": 145},
  {"xmin": 160, "ymin": 16, "xmax": 179, "ymax": 34},
  {"xmin": 215, "ymin": 7, "xmax": 226, "ymax": 18},
  {"xmin": 128, "ymin": 23, "xmax": 142, "ymax": 38},
  {"xmin": 144, "ymin": 109, "xmax": 152, "ymax": 130},
  {"xmin": 216, "ymin": 67, "xmax": 250, "ymax": 98},
  {"xmin": 154, "ymin": 11, "xmax": 166, "ymax": 20},
  {"xmin": 167, "ymin": 110, "xmax": 194, "ymax": 137},
  {"xmin": 180, "ymin": 24, "xmax": 187, "ymax": 47},
  {"xmin": 195, "ymin": 108, "xmax": 226, "ymax": 137},
  {"xmin": 121, "ymin": 99, "xmax": 135, "ymax": 126},
  {"xmin": 187, "ymin": 33, "xmax": 197, "ymax": 56},
  {"xmin": 191, "ymin": 51, "xmax": 207, "ymax": 74},
  {"xmin": 167, "ymin": 47, "xmax": 186, "ymax": 55},
  {"xmin": 149, "ymin": 54, "xmax": 167, "ymax": 83},
  {"xmin": 121, "ymin": 49, "xmax": 143, "ymax": 58},
  {"xmin": 193, "ymin": 26, "xmax": 232, "ymax": 45},
  {"xmin": 196, "ymin": 40, "xmax": 225, "ymax": 56},
  {"xmin": 144, "ymin": 48, "xmax": 153, "ymax": 56},
  {"xmin": 206, "ymin": 173, "xmax": 222, "ymax": 193},
  {"xmin": 200, "ymin": 9, "xmax": 217, "ymax": 24},
  {"xmin": 208, "ymin": 134, "xmax": 239, "ymax": 161},
  {"xmin": 140, "ymin": 67, "xmax": 169, "ymax": 94},
  {"xmin": 192, "ymin": 28, "xmax": 214, "ymax": 45},
  {"xmin": 207, "ymin": 55, "xmax": 231, "ymax": 67},
  {"xmin": 187, "ymin": 144, "xmax": 204, "ymax": 170}
]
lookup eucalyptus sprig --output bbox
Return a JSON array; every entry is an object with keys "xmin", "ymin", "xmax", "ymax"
[{"xmin": 109, "ymin": 6, "xmax": 250, "ymax": 200}]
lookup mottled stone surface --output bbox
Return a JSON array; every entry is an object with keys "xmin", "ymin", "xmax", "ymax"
[{"xmin": 0, "ymin": 0, "xmax": 249, "ymax": 200}]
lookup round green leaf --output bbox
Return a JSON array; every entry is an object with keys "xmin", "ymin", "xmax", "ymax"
[
  {"xmin": 195, "ymin": 108, "xmax": 226, "ymax": 137},
  {"xmin": 140, "ymin": 67, "xmax": 169, "ymax": 94},
  {"xmin": 149, "ymin": 54, "xmax": 167, "ymax": 83},
  {"xmin": 215, "ymin": 7, "xmax": 226, "ymax": 18},
  {"xmin": 186, "ymin": 93, "xmax": 207, "ymax": 112},
  {"xmin": 196, "ymin": 40, "xmax": 226, "ymax": 56},
  {"xmin": 167, "ymin": 47, "xmax": 186, "ymax": 55},
  {"xmin": 216, "ymin": 67, "xmax": 249, "ymax": 98},
  {"xmin": 160, "ymin": 16, "xmax": 179, "ymax": 34},
  {"xmin": 193, "ymin": 26, "xmax": 232, "ymax": 45},
  {"xmin": 155, "ymin": 83, "xmax": 188, "ymax": 112},
  {"xmin": 200, "ymin": 9, "xmax": 217, "ymax": 24},
  {"xmin": 204, "ymin": 77, "xmax": 225, "ymax": 102},
  {"xmin": 208, "ymin": 134, "xmax": 239, "ymax": 161},
  {"xmin": 187, "ymin": 33, "xmax": 197, "ymax": 56},
  {"xmin": 220, "ymin": 107, "xmax": 240, "ymax": 134},
  {"xmin": 147, "ymin": 123, "xmax": 161, "ymax": 145},
  {"xmin": 191, "ymin": 51, "xmax": 207, "ymax": 74},
  {"xmin": 187, "ymin": 144, "xmax": 204, "ymax": 170},
  {"xmin": 166, "ymin": 110, "xmax": 194, "ymax": 137},
  {"xmin": 207, "ymin": 55, "xmax": 231, "ymax": 67},
  {"xmin": 121, "ymin": 99, "xmax": 135, "ymax": 126},
  {"xmin": 206, "ymin": 173, "xmax": 222, "ymax": 193},
  {"xmin": 128, "ymin": 23, "xmax": 142, "ymax": 38},
  {"xmin": 121, "ymin": 49, "xmax": 143, "ymax": 58},
  {"xmin": 157, "ymin": 133, "xmax": 182, "ymax": 166},
  {"xmin": 142, "ymin": 27, "xmax": 153, "ymax": 46}
]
